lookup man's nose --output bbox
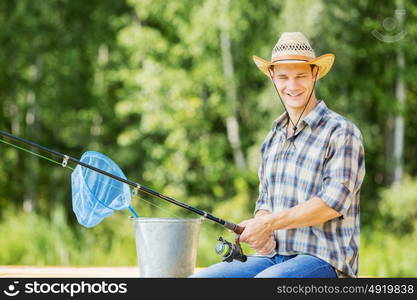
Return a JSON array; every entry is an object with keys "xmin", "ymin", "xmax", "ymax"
[{"xmin": 286, "ymin": 78, "xmax": 299, "ymax": 90}]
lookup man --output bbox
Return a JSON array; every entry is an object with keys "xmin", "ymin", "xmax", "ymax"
[{"xmin": 191, "ymin": 32, "xmax": 365, "ymax": 278}]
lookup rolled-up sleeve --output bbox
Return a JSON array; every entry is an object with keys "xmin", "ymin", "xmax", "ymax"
[{"xmin": 317, "ymin": 128, "xmax": 365, "ymax": 216}]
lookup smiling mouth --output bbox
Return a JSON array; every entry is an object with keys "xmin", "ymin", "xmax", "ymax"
[{"xmin": 286, "ymin": 92, "xmax": 304, "ymax": 98}]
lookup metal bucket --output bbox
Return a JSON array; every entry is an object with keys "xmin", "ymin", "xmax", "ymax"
[{"xmin": 131, "ymin": 217, "xmax": 202, "ymax": 277}]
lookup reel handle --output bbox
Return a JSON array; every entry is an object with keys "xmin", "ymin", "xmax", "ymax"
[
  {"xmin": 223, "ymin": 221, "xmax": 244, "ymax": 235},
  {"xmin": 234, "ymin": 225, "xmax": 244, "ymax": 235}
]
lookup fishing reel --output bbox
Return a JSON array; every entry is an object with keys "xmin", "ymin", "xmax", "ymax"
[{"xmin": 215, "ymin": 236, "xmax": 247, "ymax": 263}]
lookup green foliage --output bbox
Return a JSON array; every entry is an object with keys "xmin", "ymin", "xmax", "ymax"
[
  {"xmin": 0, "ymin": 206, "xmax": 137, "ymax": 266},
  {"xmin": 0, "ymin": 0, "xmax": 417, "ymax": 277},
  {"xmin": 359, "ymin": 176, "xmax": 417, "ymax": 277},
  {"xmin": 378, "ymin": 176, "xmax": 417, "ymax": 232},
  {"xmin": 360, "ymin": 229, "xmax": 417, "ymax": 277}
]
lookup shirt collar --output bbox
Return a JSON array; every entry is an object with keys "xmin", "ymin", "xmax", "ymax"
[
  {"xmin": 272, "ymin": 110, "xmax": 289, "ymax": 131},
  {"xmin": 302, "ymin": 100, "xmax": 328, "ymax": 129},
  {"xmin": 272, "ymin": 100, "xmax": 328, "ymax": 132}
]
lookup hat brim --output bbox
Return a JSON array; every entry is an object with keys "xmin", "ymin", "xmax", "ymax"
[{"xmin": 253, "ymin": 53, "xmax": 335, "ymax": 80}]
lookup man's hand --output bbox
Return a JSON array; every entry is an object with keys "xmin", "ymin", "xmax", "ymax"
[{"xmin": 238, "ymin": 213, "xmax": 276, "ymax": 255}]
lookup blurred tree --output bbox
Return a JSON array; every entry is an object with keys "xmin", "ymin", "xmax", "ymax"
[
  {"xmin": 318, "ymin": 0, "xmax": 417, "ymax": 219},
  {"xmin": 113, "ymin": 0, "xmax": 282, "ymax": 217},
  {"xmin": 0, "ymin": 0, "xmax": 131, "ymax": 217},
  {"xmin": 391, "ymin": 0, "xmax": 406, "ymax": 186},
  {"xmin": 220, "ymin": 0, "xmax": 246, "ymax": 169}
]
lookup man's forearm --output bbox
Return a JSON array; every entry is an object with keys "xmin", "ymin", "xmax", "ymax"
[
  {"xmin": 265, "ymin": 197, "xmax": 341, "ymax": 231},
  {"xmin": 255, "ymin": 209, "xmax": 271, "ymax": 218}
]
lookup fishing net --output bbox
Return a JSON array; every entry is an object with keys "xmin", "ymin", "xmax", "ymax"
[{"xmin": 71, "ymin": 151, "xmax": 138, "ymax": 228}]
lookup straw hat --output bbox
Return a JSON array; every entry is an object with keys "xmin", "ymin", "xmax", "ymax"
[{"xmin": 253, "ymin": 32, "xmax": 335, "ymax": 80}]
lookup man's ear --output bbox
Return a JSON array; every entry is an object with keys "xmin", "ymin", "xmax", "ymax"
[
  {"xmin": 311, "ymin": 65, "xmax": 319, "ymax": 78},
  {"xmin": 268, "ymin": 65, "xmax": 274, "ymax": 76}
]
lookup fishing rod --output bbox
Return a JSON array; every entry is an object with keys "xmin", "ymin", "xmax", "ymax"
[{"xmin": 0, "ymin": 130, "xmax": 246, "ymax": 262}]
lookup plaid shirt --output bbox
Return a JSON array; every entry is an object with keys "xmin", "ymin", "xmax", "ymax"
[{"xmin": 255, "ymin": 100, "xmax": 365, "ymax": 278}]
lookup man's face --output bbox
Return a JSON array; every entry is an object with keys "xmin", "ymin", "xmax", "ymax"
[{"xmin": 272, "ymin": 63, "xmax": 317, "ymax": 110}]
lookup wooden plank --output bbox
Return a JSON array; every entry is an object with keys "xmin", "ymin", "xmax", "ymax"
[
  {"xmin": 0, "ymin": 266, "xmax": 204, "ymax": 278},
  {"xmin": 0, "ymin": 266, "xmax": 139, "ymax": 278}
]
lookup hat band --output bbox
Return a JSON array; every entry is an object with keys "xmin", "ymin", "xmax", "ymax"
[{"xmin": 271, "ymin": 55, "xmax": 313, "ymax": 63}]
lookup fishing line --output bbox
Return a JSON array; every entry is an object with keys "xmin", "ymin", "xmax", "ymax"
[
  {"xmin": 1, "ymin": 137, "xmax": 182, "ymax": 219},
  {"xmin": 0, "ymin": 137, "xmax": 73, "ymax": 169}
]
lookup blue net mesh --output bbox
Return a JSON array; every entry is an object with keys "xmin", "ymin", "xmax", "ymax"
[{"xmin": 71, "ymin": 151, "xmax": 136, "ymax": 228}]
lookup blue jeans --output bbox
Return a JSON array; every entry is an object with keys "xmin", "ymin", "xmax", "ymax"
[{"xmin": 190, "ymin": 254, "xmax": 337, "ymax": 278}]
